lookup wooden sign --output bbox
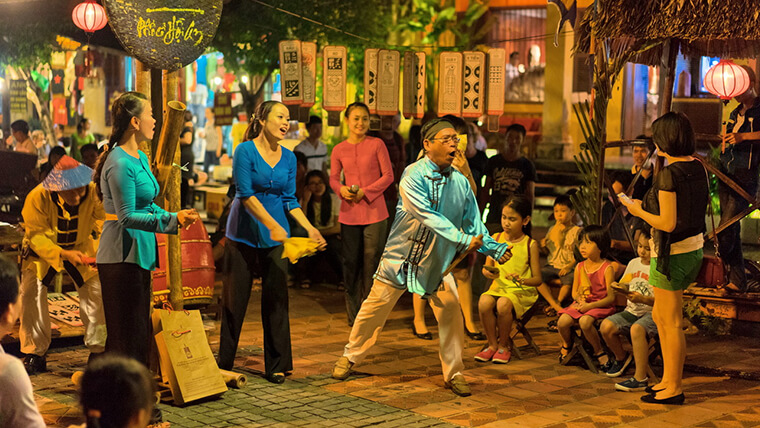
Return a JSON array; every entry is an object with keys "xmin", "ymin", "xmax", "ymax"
[
  {"xmin": 376, "ymin": 50, "xmax": 400, "ymax": 116},
  {"xmin": 323, "ymin": 46, "xmax": 347, "ymax": 126},
  {"xmin": 103, "ymin": 0, "xmax": 222, "ymax": 72},
  {"xmin": 364, "ymin": 48, "xmax": 379, "ymax": 114},
  {"xmin": 402, "ymin": 51, "xmax": 418, "ymax": 119},
  {"xmin": 301, "ymin": 42, "xmax": 317, "ymax": 108},
  {"xmin": 437, "ymin": 52, "xmax": 463, "ymax": 117},
  {"xmin": 486, "ymin": 48, "xmax": 506, "ymax": 116},
  {"xmin": 213, "ymin": 92, "xmax": 233, "ymax": 126},
  {"xmin": 462, "ymin": 51, "xmax": 485, "ymax": 118},
  {"xmin": 10, "ymin": 80, "xmax": 28, "ymax": 121},
  {"xmin": 278, "ymin": 40, "xmax": 303, "ymax": 106}
]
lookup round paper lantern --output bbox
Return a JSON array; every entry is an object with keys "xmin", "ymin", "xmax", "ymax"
[
  {"xmin": 703, "ymin": 59, "xmax": 751, "ymax": 101},
  {"xmin": 72, "ymin": 0, "xmax": 108, "ymax": 33}
]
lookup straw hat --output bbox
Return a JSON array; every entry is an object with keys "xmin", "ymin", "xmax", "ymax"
[{"xmin": 42, "ymin": 155, "xmax": 93, "ymax": 191}]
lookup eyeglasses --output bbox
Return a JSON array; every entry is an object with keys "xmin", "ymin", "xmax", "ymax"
[{"xmin": 430, "ymin": 135, "xmax": 460, "ymax": 144}]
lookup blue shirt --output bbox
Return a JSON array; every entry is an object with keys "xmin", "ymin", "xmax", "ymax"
[
  {"xmin": 226, "ymin": 141, "xmax": 300, "ymax": 248},
  {"xmin": 375, "ymin": 157, "xmax": 510, "ymax": 297},
  {"xmin": 97, "ymin": 146, "xmax": 178, "ymax": 270}
]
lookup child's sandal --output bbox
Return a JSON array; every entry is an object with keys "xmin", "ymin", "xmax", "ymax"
[
  {"xmin": 546, "ymin": 319, "xmax": 558, "ymax": 332},
  {"xmin": 558, "ymin": 346, "xmax": 571, "ymax": 363},
  {"xmin": 593, "ymin": 351, "xmax": 609, "ymax": 370}
]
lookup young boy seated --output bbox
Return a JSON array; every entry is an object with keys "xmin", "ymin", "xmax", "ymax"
[
  {"xmin": 0, "ymin": 255, "xmax": 46, "ymax": 427},
  {"xmin": 538, "ymin": 194, "xmax": 581, "ymax": 325},
  {"xmin": 599, "ymin": 229, "xmax": 657, "ymax": 391}
]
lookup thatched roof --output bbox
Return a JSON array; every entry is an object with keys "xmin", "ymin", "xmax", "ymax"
[{"xmin": 576, "ymin": 0, "xmax": 760, "ymax": 64}]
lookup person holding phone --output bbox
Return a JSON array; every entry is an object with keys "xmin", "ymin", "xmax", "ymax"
[{"xmin": 619, "ymin": 112, "xmax": 708, "ymax": 405}]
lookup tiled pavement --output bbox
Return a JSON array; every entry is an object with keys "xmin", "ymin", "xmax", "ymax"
[{"xmin": 30, "ymin": 282, "xmax": 760, "ymax": 427}]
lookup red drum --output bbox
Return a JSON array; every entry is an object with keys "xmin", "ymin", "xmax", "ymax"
[{"xmin": 152, "ymin": 221, "xmax": 216, "ymax": 307}]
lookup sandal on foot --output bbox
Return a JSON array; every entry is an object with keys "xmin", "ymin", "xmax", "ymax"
[
  {"xmin": 547, "ymin": 319, "xmax": 558, "ymax": 332},
  {"xmin": 593, "ymin": 351, "xmax": 610, "ymax": 371},
  {"xmin": 559, "ymin": 346, "xmax": 571, "ymax": 363},
  {"xmin": 543, "ymin": 306, "xmax": 557, "ymax": 317}
]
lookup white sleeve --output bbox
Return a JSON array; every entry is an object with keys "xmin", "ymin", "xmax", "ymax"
[{"xmin": 0, "ymin": 357, "xmax": 46, "ymax": 428}]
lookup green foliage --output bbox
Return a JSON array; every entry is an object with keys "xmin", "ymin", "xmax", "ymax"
[
  {"xmin": 0, "ymin": 21, "xmax": 70, "ymax": 69},
  {"xmin": 210, "ymin": 0, "xmax": 391, "ymax": 88}
]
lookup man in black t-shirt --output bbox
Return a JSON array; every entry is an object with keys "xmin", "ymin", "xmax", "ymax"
[{"xmin": 479, "ymin": 124, "xmax": 536, "ymax": 233}]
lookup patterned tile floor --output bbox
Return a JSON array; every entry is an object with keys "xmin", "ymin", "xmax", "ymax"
[{"xmin": 31, "ymin": 281, "xmax": 760, "ymax": 427}]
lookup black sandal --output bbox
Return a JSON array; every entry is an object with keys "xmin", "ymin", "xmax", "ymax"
[
  {"xmin": 547, "ymin": 319, "xmax": 558, "ymax": 332},
  {"xmin": 593, "ymin": 351, "xmax": 610, "ymax": 370},
  {"xmin": 543, "ymin": 306, "xmax": 557, "ymax": 317}
]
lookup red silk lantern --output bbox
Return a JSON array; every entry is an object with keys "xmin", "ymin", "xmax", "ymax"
[
  {"xmin": 72, "ymin": 0, "xmax": 108, "ymax": 33},
  {"xmin": 703, "ymin": 59, "xmax": 751, "ymax": 101}
]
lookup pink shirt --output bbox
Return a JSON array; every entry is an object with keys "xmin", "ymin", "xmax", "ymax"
[{"xmin": 330, "ymin": 136, "xmax": 394, "ymax": 225}]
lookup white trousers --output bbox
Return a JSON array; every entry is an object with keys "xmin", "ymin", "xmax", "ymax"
[
  {"xmin": 20, "ymin": 266, "xmax": 107, "ymax": 355},
  {"xmin": 342, "ymin": 274, "xmax": 464, "ymax": 382}
]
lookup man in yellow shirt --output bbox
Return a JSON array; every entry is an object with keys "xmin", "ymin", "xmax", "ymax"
[{"xmin": 20, "ymin": 155, "xmax": 106, "ymax": 374}]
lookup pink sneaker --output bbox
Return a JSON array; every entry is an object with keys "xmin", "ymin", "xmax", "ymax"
[
  {"xmin": 492, "ymin": 349, "xmax": 511, "ymax": 364},
  {"xmin": 474, "ymin": 347, "xmax": 497, "ymax": 362}
]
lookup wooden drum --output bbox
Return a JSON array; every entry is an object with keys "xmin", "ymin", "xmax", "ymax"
[{"xmin": 152, "ymin": 221, "xmax": 216, "ymax": 307}]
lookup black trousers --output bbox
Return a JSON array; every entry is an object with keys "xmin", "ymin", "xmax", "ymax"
[
  {"xmin": 219, "ymin": 240, "xmax": 291, "ymax": 375},
  {"xmin": 717, "ymin": 166, "xmax": 759, "ymax": 289},
  {"xmin": 97, "ymin": 263, "xmax": 152, "ymax": 367},
  {"xmin": 341, "ymin": 220, "xmax": 387, "ymax": 325}
]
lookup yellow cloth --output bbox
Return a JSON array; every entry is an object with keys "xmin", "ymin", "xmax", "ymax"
[
  {"xmin": 281, "ymin": 237, "xmax": 320, "ymax": 263},
  {"xmin": 21, "ymin": 182, "xmax": 104, "ymax": 281},
  {"xmin": 483, "ymin": 233, "xmax": 538, "ymax": 318}
]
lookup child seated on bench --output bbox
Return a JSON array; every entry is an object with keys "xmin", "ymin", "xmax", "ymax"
[
  {"xmin": 477, "ymin": 196, "xmax": 542, "ymax": 364},
  {"xmin": 557, "ymin": 225, "xmax": 616, "ymax": 367},
  {"xmin": 538, "ymin": 195, "xmax": 581, "ymax": 326},
  {"xmin": 600, "ymin": 229, "xmax": 657, "ymax": 391}
]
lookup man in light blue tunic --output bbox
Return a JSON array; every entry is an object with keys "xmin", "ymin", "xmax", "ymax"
[{"xmin": 332, "ymin": 119, "xmax": 511, "ymax": 396}]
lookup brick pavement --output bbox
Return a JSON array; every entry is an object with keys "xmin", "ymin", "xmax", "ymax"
[{"xmin": 32, "ymin": 282, "xmax": 760, "ymax": 427}]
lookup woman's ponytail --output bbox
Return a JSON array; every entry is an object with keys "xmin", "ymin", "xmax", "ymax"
[
  {"xmin": 244, "ymin": 100, "xmax": 281, "ymax": 141},
  {"xmin": 93, "ymin": 92, "xmax": 147, "ymax": 200}
]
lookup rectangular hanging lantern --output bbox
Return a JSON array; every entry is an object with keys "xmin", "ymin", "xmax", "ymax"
[
  {"xmin": 402, "ymin": 51, "xmax": 418, "ymax": 119},
  {"xmin": 364, "ymin": 48, "xmax": 379, "ymax": 114},
  {"xmin": 278, "ymin": 40, "xmax": 303, "ymax": 106},
  {"xmin": 414, "ymin": 52, "xmax": 426, "ymax": 119},
  {"xmin": 462, "ymin": 51, "xmax": 485, "ymax": 118},
  {"xmin": 322, "ymin": 45, "xmax": 347, "ymax": 126},
  {"xmin": 437, "ymin": 51, "xmax": 463, "ymax": 117},
  {"xmin": 376, "ymin": 49, "xmax": 400, "ymax": 116},
  {"xmin": 485, "ymin": 48, "xmax": 506, "ymax": 131},
  {"xmin": 300, "ymin": 42, "xmax": 317, "ymax": 108}
]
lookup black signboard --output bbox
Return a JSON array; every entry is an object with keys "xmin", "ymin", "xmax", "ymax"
[{"xmin": 104, "ymin": 0, "xmax": 222, "ymax": 71}]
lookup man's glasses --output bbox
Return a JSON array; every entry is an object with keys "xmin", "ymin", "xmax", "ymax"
[{"xmin": 430, "ymin": 135, "xmax": 460, "ymax": 144}]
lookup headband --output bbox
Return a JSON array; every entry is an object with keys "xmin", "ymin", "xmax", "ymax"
[{"xmin": 422, "ymin": 120, "xmax": 454, "ymax": 142}]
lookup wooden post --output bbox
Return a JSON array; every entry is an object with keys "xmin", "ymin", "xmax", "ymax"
[
  {"xmin": 150, "ymin": 68, "xmax": 164, "ymax": 159},
  {"xmin": 135, "ymin": 61, "xmax": 151, "ymax": 156},
  {"xmin": 163, "ymin": 69, "xmax": 184, "ymax": 311},
  {"xmin": 659, "ymin": 39, "xmax": 679, "ymax": 116}
]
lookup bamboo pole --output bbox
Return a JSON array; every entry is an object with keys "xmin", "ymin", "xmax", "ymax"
[
  {"xmin": 135, "ymin": 61, "xmax": 152, "ymax": 156},
  {"xmin": 163, "ymin": 69, "xmax": 184, "ymax": 311}
]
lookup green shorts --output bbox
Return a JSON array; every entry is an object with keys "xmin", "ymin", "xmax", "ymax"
[{"xmin": 650, "ymin": 249, "xmax": 703, "ymax": 291}]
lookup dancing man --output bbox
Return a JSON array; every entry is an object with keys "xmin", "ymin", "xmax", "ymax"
[{"xmin": 331, "ymin": 118, "xmax": 511, "ymax": 396}]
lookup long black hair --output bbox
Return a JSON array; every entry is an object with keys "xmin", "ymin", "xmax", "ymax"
[
  {"xmin": 244, "ymin": 100, "xmax": 283, "ymax": 141},
  {"xmin": 80, "ymin": 356, "xmax": 154, "ymax": 428},
  {"xmin": 501, "ymin": 195, "xmax": 533, "ymax": 237},
  {"xmin": 304, "ymin": 170, "xmax": 333, "ymax": 226},
  {"xmin": 93, "ymin": 92, "xmax": 148, "ymax": 201}
]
